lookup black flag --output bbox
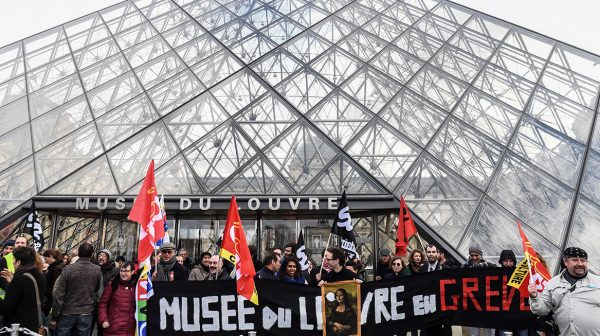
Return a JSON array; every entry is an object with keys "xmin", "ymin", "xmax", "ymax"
[
  {"xmin": 25, "ymin": 201, "xmax": 44, "ymax": 251},
  {"xmin": 331, "ymin": 191, "xmax": 358, "ymax": 259},
  {"xmin": 295, "ymin": 229, "xmax": 309, "ymax": 271}
]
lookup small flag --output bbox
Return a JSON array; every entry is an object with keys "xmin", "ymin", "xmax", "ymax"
[
  {"xmin": 395, "ymin": 196, "xmax": 417, "ymax": 256},
  {"xmin": 155, "ymin": 195, "xmax": 170, "ymax": 247},
  {"xmin": 330, "ymin": 191, "xmax": 358, "ymax": 259},
  {"xmin": 295, "ymin": 229, "xmax": 309, "ymax": 271},
  {"xmin": 24, "ymin": 201, "xmax": 44, "ymax": 252},
  {"xmin": 135, "ymin": 259, "xmax": 153, "ymax": 336},
  {"xmin": 220, "ymin": 196, "xmax": 259, "ymax": 305},
  {"xmin": 508, "ymin": 222, "xmax": 552, "ymax": 296}
]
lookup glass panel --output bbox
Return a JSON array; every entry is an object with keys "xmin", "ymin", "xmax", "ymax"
[
  {"xmin": 550, "ymin": 44, "xmax": 600, "ymax": 82},
  {"xmin": 162, "ymin": 20, "xmax": 205, "ymax": 48},
  {"xmin": 27, "ymin": 56, "xmax": 77, "ymax": 92},
  {"xmin": 284, "ymin": 31, "xmax": 332, "ymax": 64},
  {"xmin": 216, "ymin": 156, "xmax": 294, "ymax": 194},
  {"xmin": 504, "ymin": 28, "xmax": 554, "ymax": 59},
  {"xmin": 79, "ymin": 53, "xmax": 130, "ymax": 91},
  {"xmin": 108, "ymin": 123, "xmax": 179, "ymax": 192},
  {"xmin": 134, "ymin": 51, "xmax": 186, "ymax": 89},
  {"xmin": 195, "ymin": 6, "xmax": 236, "ymax": 31},
  {"xmin": 370, "ymin": 45, "xmax": 423, "ymax": 85},
  {"xmin": 0, "ymin": 97, "xmax": 29, "ymax": 137},
  {"xmin": 568, "ymin": 196, "xmax": 600, "ymax": 273},
  {"xmin": 449, "ymin": 27, "xmax": 498, "ymax": 60},
  {"xmin": 252, "ymin": 49, "xmax": 303, "ymax": 86},
  {"xmin": 580, "ymin": 151, "xmax": 600, "ymax": 205},
  {"xmin": 211, "ymin": 69, "xmax": 267, "ymax": 114},
  {"xmin": 335, "ymin": 3, "xmax": 378, "ymax": 27},
  {"xmin": 415, "ymin": 13, "xmax": 460, "ymax": 41},
  {"xmin": 430, "ymin": 2, "xmax": 472, "ymax": 25},
  {"xmin": 29, "ymin": 74, "xmax": 84, "ymax": 118},
  {"xmin": 430, "ymin": 45, "xmax": 485, "ymax": 83},
  {"xmin": 408, "ymin": 65, "xmax": 468, "ymax": 111},
  {"xmin": 0, "ymin": 42, "xmax": 25, "ymax": 84},
  {"xmin": 72, "ymin": 38, "xmax": 121, "ymax": 70},
  {"xmin": 379, "ymin": 88, "xmax": 447, "ymax": 147},
  {"xmin": 540, "ymin": 63, "xmax": 600, "ymax": 110},
  {"xmin": 103, "ymin": 219, "xmax": 139, "ymax": 262},
  {"xmin": 86, "ymin": 72, "xmax": 143, "ymax": 118},
  {"xmin": 394, "ymin": 28, "xmax": 443, "ymax": 61},
  {"xmin": 260, "ymin": 18, "xmax": 304, "ymax": 45},
  {"xmin": 299, "ymin": 218, "xmax": 337, "ymax": 265},
  {"xmin": 149, "ymin": 9, "xmax": 188, "ymax": 33},
  {"xmin": 212, "ymin": 19, "xmax": 256, "ymax": 46},
  {"xmin": 348, "ymin": 121, "xmax": 420, "ymax": 190},
  {"xmin": 310, "ymin": 47, "xmax": 363, "ymax": 86},
  {"xmin": 306, "ymin": 156, "xmax": 384, "ymax": 194},
  {"xmin": 397, "ymin": 153, "xmax": 482, "ymax": 245},
  {"xmin": 44, "ymin": 156, "xmax": 119, "ymax": 195},
  {"xmin": 262, "ymin": 218, "xmax": 297, "ymax": 256},
  {"xmin": 147, "ymin": 69, "xmax": 204, "ymax": 116},
  {"xmin": 474, "ymin": 64, "xmax": 535, "ymax": 110},
  {"xmin": 463, "ymin": 14, "xmax": 510, "ymax": 41},
  {"xmin": 0, "ymin": 75, "xmax": 27, "ymax": 108},
  {"xmin": 363, "ymin": 14, "xmax": 409, "ymax": 43},
  {"xmin": 490, "ymin": 44, "xmax": 546, "ymax": 83},
  {"xmin": 179, "ymin": 219, "xmax": 219, "ymax": 261},
  {"xmin": 276, "ymin": 69, "xmax": 333, "ymax": 114},
  {"xmin": 127, "ymin": 154, "xmax": 202, "ymax": 194},
  {"xmin": 311, "ymin": 16, "xmax": 357, "ymax": 44},
  {"xmin": 68, "ymin": 24, "xmax": 111, "ymax": 52},
  {"xmin": 0, "ymin": 125, "xmax": 32, "ymax": 173},
  {"xmin": 341, "ymin": 66, "xmax": 401, "ymax": 113},
  {"xmin": 243, "ymin": 6, "xmax": 282, "ymax": 30},
  {"xmin": 123, "ymin": 35, "xmax": 171, "ymax": 68},
  {"xmin": 25, "ymin": 40, "xmax": 71, "ymax": 71},
  {"xmin": 175, "ymin": 35, "xmax": 222, "ymax": 67},
  {"xmin": 289, "ymin": 4, "xmax": 328, "ymax": 27},
  {"xmin": 229, "ymin": 32, "xmax": 278, "ymax": 64},
  {"xmin": 338, "ymin": 29, "xmax": 386, "ymax": 62},
  {"xmin": 488, "ymin": 153, "xmax": 574, "ymax": 246},
  {"xmin": 102, "ymin": 2, "xmax": 147, "ymax": 34},
  {"xmin": 383, "ymin": 1, "xmax": 426, "ymax": 25},
  {"xmin": 511, "ymin": 117, "xmax": 584, "ymax": 187},
  {"xmin": 55, "ymin": 216, "xmax": 101, "ymax": 253},
  {"xmin": 0, "ymin": 157, "xmax": 36, "ymax": 216}
]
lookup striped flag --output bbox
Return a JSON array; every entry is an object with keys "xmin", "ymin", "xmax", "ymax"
[{"xmin": 156, "ymin": 195, "xmax": 170, "ymax": 247}]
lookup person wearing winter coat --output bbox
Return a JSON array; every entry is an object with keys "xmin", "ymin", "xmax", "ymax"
[
  {"xmin": 0, "ymin": 247, "xmax": 46, "ymax": 332},
  {"xmin": 151, "ymin": 243, "xmax": 188, "ymax": 281},
  {"xmin": 98, "ymin": 261, "xmax": 137, "ymax": 336},
  {"xmin": 462, "ymin": 244, "xmax": 495, "ymax": 336}
]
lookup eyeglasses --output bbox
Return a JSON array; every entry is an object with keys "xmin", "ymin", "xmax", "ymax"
[
  {"xmin": 120, "ymin": 269, "xmax": 132, "ymax": 273},
  {"xmin": 162, "ymin": 250, "xmax": 174, "ymax": 255},
  {"xmin": 392, "ymin": 263, "xmax": 403, "ymax": 266}
]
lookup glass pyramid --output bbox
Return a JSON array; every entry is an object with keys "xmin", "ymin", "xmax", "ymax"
[{"xmin": 1, "ymin": 0, "xmax": 599, "ymax": 268}]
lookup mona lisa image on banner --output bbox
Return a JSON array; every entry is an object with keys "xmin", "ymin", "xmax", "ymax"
[{"xmin": 322, "ymin": 280, "xmax": 361, "ymax": 336}]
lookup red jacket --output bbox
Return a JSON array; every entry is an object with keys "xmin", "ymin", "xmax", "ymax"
[{"xmin": 98, "ymin": 278, "xmax": 136, "ymax": 336}]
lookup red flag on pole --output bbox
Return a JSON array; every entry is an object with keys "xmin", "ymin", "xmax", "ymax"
[
  {"xmin": 396, "ymin": 197, "xmax": 418, "ymax": 256},
  {"xmin": 220, "ymin": 196, "xmax": 259, "ymax": 305},
  {"xmin": 508, "ymin": 222, "xmax": 552, "ymax": 296},
  {"xmin": 127, "ymin": 160, "xmax": 165, "ymax": 264}
]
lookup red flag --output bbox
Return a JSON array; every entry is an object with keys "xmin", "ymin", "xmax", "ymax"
[
  {"xmin": 127, "ymin": 160, "xmax": 165, "ymax": 264},
  {"xmin": 516, "ymin": 222, "xmax": 551, "ymax": 294},
  {"xmin": 396, "ymin": 197, "xmax": 418, "ymax": 256},
  {"xmin": 220, "ymin": 196, "xmax": 259, "ymax": 305}
]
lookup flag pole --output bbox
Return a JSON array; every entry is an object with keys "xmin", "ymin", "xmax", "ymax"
[
  {"xmin": 319, "ymin": 232, "xmax": 333, "ymax": 277},
  {"xmin": 415, "ymin": 232, "xmax": 427, "ymax": 251}
]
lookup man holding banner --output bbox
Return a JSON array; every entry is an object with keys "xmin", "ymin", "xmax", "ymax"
[{"xmin": 529, "ymin": 246, "xmax": 600, "ymax": 335}]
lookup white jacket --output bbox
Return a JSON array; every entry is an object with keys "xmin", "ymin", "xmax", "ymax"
[{"xmin": 530, "ymin": 270, "xmax": 600, "ymax": 335}]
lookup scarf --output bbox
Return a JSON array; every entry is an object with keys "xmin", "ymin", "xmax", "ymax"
[
  {"xmin": 157, "ymin": 256, "xmax": 176, "ymax": 281},
  {"xmin": 14, "ymin": 264, "xmax": 36, "ymax": 278}
]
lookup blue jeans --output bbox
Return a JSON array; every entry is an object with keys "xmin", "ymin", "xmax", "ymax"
[{"xmin": 55, "ymin": 314, "xmax": 93, "ymax": 336}]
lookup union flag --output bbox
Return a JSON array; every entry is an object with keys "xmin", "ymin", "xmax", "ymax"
[
  {"xmin": 396, "ymin": 196, "xmax": 418, "ymax": 256},
  {"xmin": 508, "ymin": 222, "xmax": 552, "ymax": 296}
]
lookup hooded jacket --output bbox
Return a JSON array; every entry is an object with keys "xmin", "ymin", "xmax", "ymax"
[
  {"xmin": 0, "ymin": 266, "xmax": 46, "ymax": 331},
  {"xmin": 98, "ymin": 276, "xmax": 137, "ymax": 336}
]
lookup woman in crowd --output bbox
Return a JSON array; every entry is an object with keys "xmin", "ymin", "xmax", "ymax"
[
  {"xmin": 278, "ymin": 257, "xmax": 306, "ymax": 284},
  {"xmin": 0, "ymin": 247, "xmax": 46, "ymax": 332},
  {"xmin": 327, "ymin": 288, "xmax": 357, "ymax": 336},
  {"xmin": 384, "ymin": 256, "xmax": 405, "ymax": 280},
  {"xmin": 403, "ymin": 249, "xmax": 424, "ymax": 276},
  {"xmin": 98, "ymin": 261, "xmax": 138, "ymax": 336}
]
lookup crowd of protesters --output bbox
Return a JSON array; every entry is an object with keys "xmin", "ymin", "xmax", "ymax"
[{"xmin": 0, "ymin": 233, "xmax": 595, "ymax": 335}]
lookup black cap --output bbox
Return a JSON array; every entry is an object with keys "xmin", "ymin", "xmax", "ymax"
[
  {"xmin": 564, "ymin": 247, "xmax": 587, "ymax": 259},
  {"xmin": 498, "ymin": 249, "xmax": 517, "ymax": 264}
]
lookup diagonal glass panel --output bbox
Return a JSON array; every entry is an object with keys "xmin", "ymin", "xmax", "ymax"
[
  {"xmin": 474, "ymin": 64, "xmax": 535, "ymax": 110},
  {"xmin": 460, "ymin": 198, "xmax": 559, "ymax": 268},
  {"xmin": 31, "ymin": 96, "xmax": 92, "ymax": 151},
  {"xmin": 462, "ymin": 13, "xmax": 510, "ymax": 41},
  {"xmin": 415, "ymin": 13, "xmax": 460, "ymax": 41},
  {"xmin": 101, "ymin": 2, "xmax": 147, "ymax": 34},
  {"xmin": 363, "ymin": 14, "xmax": 409, "ymax": 43},
  {"xmin": 212, "ymin": 19, "xmax": 256, "ymax": 46},
  {"xmin": 490, "ymin": 44, "xmax": 545, "ymax": 83},
  {"xmin": 114, "ymin": 22, "xmax": 158, "ymax": 51},
  {"xmin": 126, "ymin": 154, "xmax": 203, "ymax": 194},
  {"xmin": 356, "ymin": 0, "xmax": 396, "ymax": 12},
  {"xmin": 123, "ymin": 35, "xmax": 171, "ymax": 68},
  {"xmin": 305, "ymin": 156, "xmax": 384, "ymax": 194},
  {"xmin": 236, "ymin": 92, "xmax": 298, "ymax": 148},
  {"xmin": 43, "ymin": 155, "xmax": 119, "ymax": 195},
  {"xmin": 348, "ymin": 121, "xmax": 420, "ymax": 190},
  {"xmin": 527, "ymin": 86, "xmax": 594, "ymax": 144},
  {"xmin": 284, "ymin": 31, "xmax": 332, "ymax": 64},
  {"xmin": 149, "ymin": 9, "xmax": 189, "ymax": 33},
  {"xmin": 449, "ymin": 27, "xmax": 499, "ymax": 60},
  {"xmin": 87, "ymin": 71, "xmax": 143, "ymax": 118},
  {"xmin": 36, "ymin": 123, "xmax": 104, "ymax": 190},
  {"xmin": 430, "ymin": 45, "xmax": 485, "ymax": 83},
  {"xmin": 215, "ymin": 156, "xmax": 295, "ymax": 194},
  {"xmin": 310, "ymin": 47, "xmax": 363, "ymax": 86},
  {"xmin": 175, "ymin": 35, "xmax": 222, "ymax": 67},
  {"xmin": 241, "ymin": 6, "xmax": 282, "ymax": 30},
  {"xmin": 430, "ymin": 2, "xmax": 472, "ymax": 25},
  {"xmin": 311, "ymin": 0, "xmax": 352, "ymax": 13},
  {"xmin": 138, "ymin": 0, "xmax": 178, "ymax": 19},
  {"xmin": 64, "ymin": 14, "xmax": 111, "ymax": 51},
  {"xmin": 195, "ymin": 6, "xmax": 236, "ymax": 31},
  {"xmin": 289, "ymin": 4, "xmax": 328, "ymax": 28},
  {"xmin": 394, "ymin": 27, "xmax": 443, "ymax": 62},
  {"xmin": 550, "ymin": 44, "xmax": 600, "ymax": 82},
  {"xmin": 229, "ymin": 32, "xmax": 278, "ymax": 63},
  {"xmin": 0, "ymin": 125, "xmax": 31, "ymax": 173},
  {"xmin": 397, "ymin": 153, "xmax": 481, "ymax": 244},
  {"xmin": 580, "ymin": 150, "xmax": 600, "ymax": 206},
  {"xmin": 568, "ymin": 196, "xmax": 600, "ymax": 272},
  {"xmin": 184, "ymin": 122, "xmax": 257, "ymax": 192},
  {"xmin": 181, "ymin": 0, "xmax": 221, "ymax": 18},
  {"xmin": 0, "ymin": 75, "xmax": 27, "ymax": 108},
  {"xmin": 341, "ymin": 66, "xmax": 401, "ymax": 113},
  {"xmin": 96, "ymin": 94, "xmax": 159, "ymax": 150},
  {"xmin": 379, "ymin": 88, "xmax": 447, "ymax": 147},
  {"xmin": 260, "ymin": 17, "xmax": 304, "ymax": 45},
  {"xmin": 504, "ymin": 28, "xmax": 554, "ymax": 60},
  {"xmin": 275, "ymin": 68, "xmax": 333, "ymax": 114},
  {"xmin": 147, "ymin": 69, "xmax": 204, "ymax": 115},
  {"xmin": 251, "ymin": 48, "xmax": 303, "ymax": 86},
  {"xmin": 268, "ymin": 0, "xmax": 304, "ymax": 15},
  {"xmin": 0, "ymin": 97, "xmax": 28, "ymax": 137},
  {"xmin": 23, "ymin": 26, "xmax": 66, "ymax": 54},
  {"xmin": 428, "ymin": 117, "xmax": 503, "ymax": 190},
  {"xmin": 191, "ymin": 49, "xmax": 243, "ymax": 88},
  {"xmin": 408, "ymin": 65, "xmax": 468, "ymax": 111},
  {"xmin": 25, "ymin": 40, "xmax": 71, "ymax": 72},
  {"xmin": 29, "ymin": 74, "xmax": 84, "ymax": 119},
  {"xmin": 0, "ymin": 157, "xmax": 36, "ymax": 217},
  {"xmin": 73, "ymin": 38, "xmax": 121, "ymax": 70},
  {"xmin": 163, "ymin": 20, "xmax": 205, "ymax": 49},
  {"xmin": 369, "ymin": 45, "xmax": 422, "ymax": 85},
  {"xmin": 338, "ymin": 29, "xmax": 386, "ymax": 62},
  {"xmin": 453, "ymin": 88, "xmax": 520, "ymax": 145},
  {"xmin": 335, "ymin": 3, "xmax": 379, "ymax": 26},
  {"xmin": 511, "ymin": 117, "xmax": 584, "ymax": 187},
  {"xmin": 223, "ymin": 0, "xmax": 260, "ymax": 16},
  {"xmin": 307, "ymin": 91, "xmax": 372, "ymax": 147},
  {"xmin": 383, "ymin": 1, "xmax": 426, "ymax": 25},
  {"xmin": 264, "ymin": 122, "xmax": 338, "ymax": 191},
  {"xmin": 165, "ymin": 92, "xmax": 229, "ymax": 149},
  {"xmin": 108, "ymin": 123, "xmax": 179, "ymax": 192},
  {"xmin": 134, "ymin": 51, "xmax": 186, "ymax": 89},
  {"xmin": 311, "ymin": 16, "xmax": 357, "ymax": 44},
  {"xmin": 211, "ymin": 69, "xmax": 267, "ymax": 114},
  {"xmin": 540, "ymin": 62, "xmax": 600, "ymax": 110},
  {"xmin": 488, "ymin": 153, "xmax": 574, "ymax": 246},
  {"xmin": 0, "ymin": 42, "xmax": 25, "ymax": 84},
  {"xmin": 79, "ymin": 53, "xmax": 130, "ymax": 91},
  {"xmin": 27, "ymin": 55, "xmax": 77, "ymax": 92}
]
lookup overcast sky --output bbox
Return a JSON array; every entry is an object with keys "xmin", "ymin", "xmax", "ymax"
[{"xmin": 0, "ymin": 0, "xmax": 599, "ymax": 56}]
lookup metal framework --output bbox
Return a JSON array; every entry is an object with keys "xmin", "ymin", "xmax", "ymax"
[{"xmin": 0, "ymin": 0, "xmax": 599, "ymax": 271}]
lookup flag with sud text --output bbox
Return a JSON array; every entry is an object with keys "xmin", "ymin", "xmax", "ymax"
[
  {"xmin": 24, "ymin": 201, "xmax": 44, "ymax": 252},
  {"xmin": 331, "ymin": 191, "xmax": 358, "ymax": 259},
  {"xmin": 220, "ymin": 195, "xmax": 259, "ymax": 305},
  {"xmin": 508, "ymin": 222, "xmax": 552, "ymax": 296},
  {"xmin": 128, "ymin": 160, "xmax": 165, "ymax": 336},
  {"xmin": 395, "ymin": 196, "xmax": 417, "ymax": 256}
]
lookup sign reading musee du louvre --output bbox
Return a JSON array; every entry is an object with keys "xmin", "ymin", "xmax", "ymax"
[{"xmin": 148, "ymin": 268, "xmax": 534, "ymax": 336}]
